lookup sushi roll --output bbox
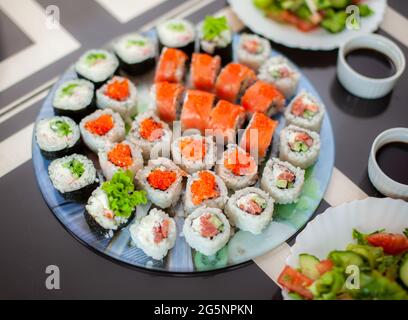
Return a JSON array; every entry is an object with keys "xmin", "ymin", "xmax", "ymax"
[
  {"xmin": 155, "ymin": 47, "xmax": 188, "ymax": 84},
  {"xmin": 184, "ymin": 170, "xmax": 228, "ymax": 214},
  {"xmin": 171, "ymin": 134, "xmax": 216, "ymax": 174},
  {"xmin": 208, "ymin": 100, "xmax": 246, "ymax": 144},
  {"xmin": 35, "ymin": 116, "xmax": 81, "ymax": 160},
  {"xmin": 279, "ymin": 125, "xmax": 321, "ymax": 169},
  {"xmin": 216, "ymin": 144, "xmax": 258, "ymax": 191},
  {"xmin": 96, "ymin": 76, "xmax": 137, "ymax": 121},
  {"xmin": 113, "ymin": 33, "xmax": 156, "ymax": 76},
  {"xmin": 75, "ymin": 49, "xmax": 119, "ymax": 88},
  {"xmin": 98, "ymin": 141, "xmax": 143, "ymax": 180},
  {"xmin": 128, "ymin": 112, "xmax": 172, "ymax": 160},
  {"xmin": 149, "ymin": 82, "xmax": 184, "ymax": 124},
  {"xmin": 237, "ymin": 34, "xmax": 271, "ymax": 71},
  {"xmin": 85, "ymin": 170, "xmax": 147, "ymax": 238},
  {"xmin": 180, "ymin": 90, "xmax": 216, "ymax": 133},
  {"xmin": 190, "ymin": 53, "xmax": 221, "ymax": 92},
  {"xmin": 129, "ymin": 208, "xmax": 177, "ymax": 260},
  {"xmin": 239, "ymin": 112, "xmax": 278, "ymax": 161},
  {"xmin": 215, "ymin": 63, "xmax": 256, "ymax": 103},
  {"xmin": 261, "ymin": 158, "xmax": 305, "ymax": 204},
  {"xmin": 80, "ymin": 109, "xmax": 126, "ymax": 153},
  {"xmin": 136, "ymin": 158, "xmax": 185, "ymax": 209},
  {"xmin": 284, "ymin": 90, "xmax": 325, "ymax": 132},
  {"xmin": 225, "ymin": 187, "xmax": 274, "ymax": 235},
  {"xmin": 241, "ymin": 80, "xmax": 285, "ymax": 117},
  {"xmin": 48, "ymin": 154, "xmax": 98, "ymax": 201},
  {"xmin": 198, "ymin": 16, "xmax": 233, "ymax": 66},
  {"xmin": 157, "ymin": 19, "xmax": 196, "ymax": 57},
  {"xmin": 52, "ymin": 79, "xmax": 96, "ymax": 122},
  {"xmin": 183, "ymin": 207, "xmax": 231, "ymax": 256},
  {"xmin": 258, "ymin": 56, "xmax": 300, "ymax": 99}
]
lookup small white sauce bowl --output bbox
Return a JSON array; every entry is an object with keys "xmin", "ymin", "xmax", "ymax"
[
  {"xmin": 337, "ymin": 34, "xmax": 406, "ymax": 99},
  {"xmin": 368, "ymin": 128, "xmax": 408, "ymax": 200}
]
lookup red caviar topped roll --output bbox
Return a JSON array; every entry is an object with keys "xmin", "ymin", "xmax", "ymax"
[
  {"xmin": 108, "ymin": 143, "xmax": 133, "ymax": 168},
  {"xmin": 85, "ymin": 114, "xmax": 114, "ymax": 136},
  {"xmin": 139, "ymin": 118, "xmax": 164, "ymax": 142},
  {"xmin": 105, "ymin": 78, "xmax": 130, "ymax": 101},
  {"xmin": 191, "ymin": 171, "xmax": 219, "ymax": 205},
  {"xmin": 147, "ymin": 168, "xmax": 177, "ymax": 191}
]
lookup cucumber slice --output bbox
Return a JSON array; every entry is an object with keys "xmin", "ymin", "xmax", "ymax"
[
  {"xmin": 276, "ymin": 179, "xmax": 288, "ymax": 189},
  {"xmin": 299, "ymin": 254, "xmax": 320, "ymax": 280},
  {"xmin": 194, "ymin": 246, "xmax": 228, "ymax": 271},
  {"xmin": 346, "ymin": 244, "xmax": 383, "ymax": 268},
  {"xmin": 328, "ymin": 250, "xmax": 365, "ymax": 269},
  {"xmin": 400, "ymin": 254, "xmax": 408, "ymax": 288}
]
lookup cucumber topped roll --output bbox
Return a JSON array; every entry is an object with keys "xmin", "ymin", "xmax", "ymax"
[
  {"xmin": 75, "ymin": 49, "xmax": 119, "ymax": 88},
  {"xmin": 53, "ymin": 79, "xmax": 96, "ymax": 122},
  {"xmin": 48, "ymin": 154, "xmax": 98, "ymax": 201},
  {"xmin": 225, "ymin": 187, "xmax": 274, "ymax": 235},
  {"xmin": 261, "ymin": 158, "xmax": 305, "ymax": 204},
  {"xmin": 96, "ymin": 76, "xmax": 138, "ymax": 121},
  {"xmin": 113, "ymin": 33, "xmax": 156, "ymax": 76},
  {"xmin": 129, "ymin": 208, "xmax": 177, "ymax": 260},
  {"xmin": 85, "ymin": 170, "xmax": 147, "ymax": 238},
  {"xmin": 36, "ymin": 116, "xmax": 81, "ymax": 160},
  {"xmin": 183, "ymin": 207, "xmax": 231, "ymax": 256},
  {"xmin": 279, "ymin": 125, "xmax": 321, "ymax": 169},
  {"xmin": 199, "ymin": 16, "xmax": 233, "ymax": 66},
  {"xmin": 284, "ymin": 90, "xmax": 325, "ymax": 132},
  {"xmin": 157, "ymin": 19, "xmax": 196, "ymax": 57},
  {"xmin": 237, "ymin": 33, "xmax": 271, "ymax": 72},
  {"xmin": 80, "ymin": 109, "xmax": 126, "ymax": 153}
]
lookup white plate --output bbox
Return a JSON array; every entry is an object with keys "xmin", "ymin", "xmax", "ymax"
[
  {"xmin": 283, "ymin": 197, "xmax": 408, "ymax": 299},
  {"xmin": 228, "ymin": 0, "xmax": 387, "ymax": 50}
]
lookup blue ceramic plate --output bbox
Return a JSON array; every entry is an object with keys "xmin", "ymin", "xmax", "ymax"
[{"xmin": 33, "ymin": 33, "xmax": 335, "ymax": 273}]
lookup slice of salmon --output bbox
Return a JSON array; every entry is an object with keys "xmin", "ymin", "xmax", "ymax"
[
  {"xmin": 191, "ymin": 53, "xmax": 221, "ymax": 92},
  {"xmin": 200, "ymin": 214, "xmax": 220, "ymax": 238},
  {"xmin": 155, "ymin": 48, "xmax": 188, "ymax": 83},
  {"xmin": 240, "ymin": 112, "xmax": 278, "ymax": 159},
  {"xmin": 180, "ymin": 90, "xmax": 216, "ymax": 133},
  {"xmin": 215, "ymin": 63, "xmax": 256, "ymax": 103},
  {"xmin": 241, "ymin": 80, "xmax": 285, "ymax": 114},
  {"xmin": 155, "ymin": 82, "xmax": 184, "ymax": 123}
]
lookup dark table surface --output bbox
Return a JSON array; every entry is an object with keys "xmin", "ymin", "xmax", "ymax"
[{"xmin": 0, "ymin": 0, "xmax": 406, "ymax": 299}]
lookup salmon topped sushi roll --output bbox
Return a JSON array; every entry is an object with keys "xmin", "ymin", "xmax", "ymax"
[
  {"xmin": 208, "ymin": 100, "xmax": 246, "ymax": 143},
  {"xmin": 241, "ymin": 80, "xmax": 285, "ymax": 117},
  {"xmin": 155, "ymin": 47, "xmax": 188, "ymax": 84},
  {"xmin": 150, "ymin": 82, "xmax": 184, "ymax": 124},
  {"xmin": 190, "ymin": 53, "xmax": 221, "ymax": 92},
  {"xmin": 239, "ymin": 112, "xmax": 278, "ymax": 161},
  {"xmin": 180, "ymin": 90, "xmax": 216, "ymax": 133}
]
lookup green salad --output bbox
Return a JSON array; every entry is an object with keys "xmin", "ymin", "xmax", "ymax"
[
  {"xmin": 279, "ymin": 228, "xmax": 408, "ymax": 300},
  {"xmin": 253, "ymin": 0, "xmax": 374, "ymax": 33}
]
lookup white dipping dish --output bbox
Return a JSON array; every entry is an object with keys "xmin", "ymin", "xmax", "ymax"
[
  {"xmin": 368, "ymin": 128, "xmax": 408, "ymax": 200},
  {"xmin": 337, "ymin": 34, "xmax": 406, "ymax": 99}
]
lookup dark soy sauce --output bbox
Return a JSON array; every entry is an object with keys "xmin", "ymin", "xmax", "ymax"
[
  {"xmin": 345, "ymin": 48, "xmax": 396, "ymax": 79},
  {"xmin": 376, "ymin": 142, "xmax": 408, "ymax": 185}
]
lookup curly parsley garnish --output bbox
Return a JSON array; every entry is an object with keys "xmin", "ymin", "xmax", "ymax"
[{"xmin": 202, "ymin": 16, "xmax": 229, "ymax": 41}]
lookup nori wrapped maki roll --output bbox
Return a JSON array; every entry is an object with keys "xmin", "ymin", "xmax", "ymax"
[
  {"xmin": 53, "ymin": 79, "xmax": 96, "ymax": 122},
  {"xmin": 113, "ymin": 33, "xmax": 156, "ymax": 76},
  {"xmin": 157, "ymin": 19, "xmax": 196, "ymax": 57},
  {"xmin": 35, "ymin": 116, "xmax": 82, "ymax": 160}
]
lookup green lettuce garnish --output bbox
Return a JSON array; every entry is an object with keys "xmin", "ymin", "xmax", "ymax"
[
  {"xmin": 50, "ymin": 120, "xmax": 72, "ymax": 137},
  {"xmin": 101, "ymin": 170, "xmax": 147, "ymax": 219},
  {"xmin": 63, "ymin": 159, "xmax": 84, "ymax": 178},
  {"xmin": 86, "ymin": 53, "xmax": 106, "ymax": 66},
  {"xmin": 202, "ymin": 16, "xmax": 229, "ymax": 41}
]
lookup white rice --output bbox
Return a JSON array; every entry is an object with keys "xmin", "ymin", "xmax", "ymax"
[
  {"xmin": 36, "ymin": 116, "xmax": 80, "ymax": 152},
  {"xmin": 128, "ymin": 112, "xmax": 172, "ymax": 160},
  {"xmin": 75, "ymin": 49, "xmax": 119, "ymax": 83},
  {"xmin": 261, "ymin": 158, "xmax": 305, "ymax": 204},
  {"xmin": 113, "ymin": 33, "xmax": 156, "ymax": 64},
  {"xmin": 258, "ymin": 56, "xmax": 300, "ymax": 99},
  {"xmin": 129, "ymin": 208, "xmax": 176, "ymax": 260},
  {"xmin": 98, "ymin": 140, "xmax": 144, "ymax": 180},
  {"xmin": 79, "ymin": 109, "xmax": 126, "ymax": 153},
  {"xmin": 237, "ymin": 34, "xmax": 271, "ymax": 71},
  {"xmin": 215, "ymin": 144, "xmax": 258, "ymax": 190},
  {"xmin": 279, "ymin": 125, "xmax": 321, "ymax": 169},
  {"xmin": 96, "ymin": 76, "xmax": 138, "ymax": 120},
  {"xmin": 183, "ymin": 207, "xmax": 231, "ymax": 256},
  {"xmin": 53, "ymin": 79, "xmax": 94, "ymax": 111},
  {"xmin": 157, "ymin": 19, "xmax": 195, "ymax": 48},
  {"xmin": 284, "ymin": 90, "xmax": 325, "ymax": 132},
  {"xmin": 48, "ymin": 154, "xmax": 96, "ymax": 193},
  {"xmin": 171, "ymin": 134, "xmax": 216, "ymax": 174},
  {"xmin": 184, "ymin": 170, "xmax": 228, "ymax": 214},
  {"xmin": 135, "ymin": 158, "xmax": 184, "ymax": 209},
  {"xmin": 225, "ymin": 187, "xmax": 274, "ymax": 235}
]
